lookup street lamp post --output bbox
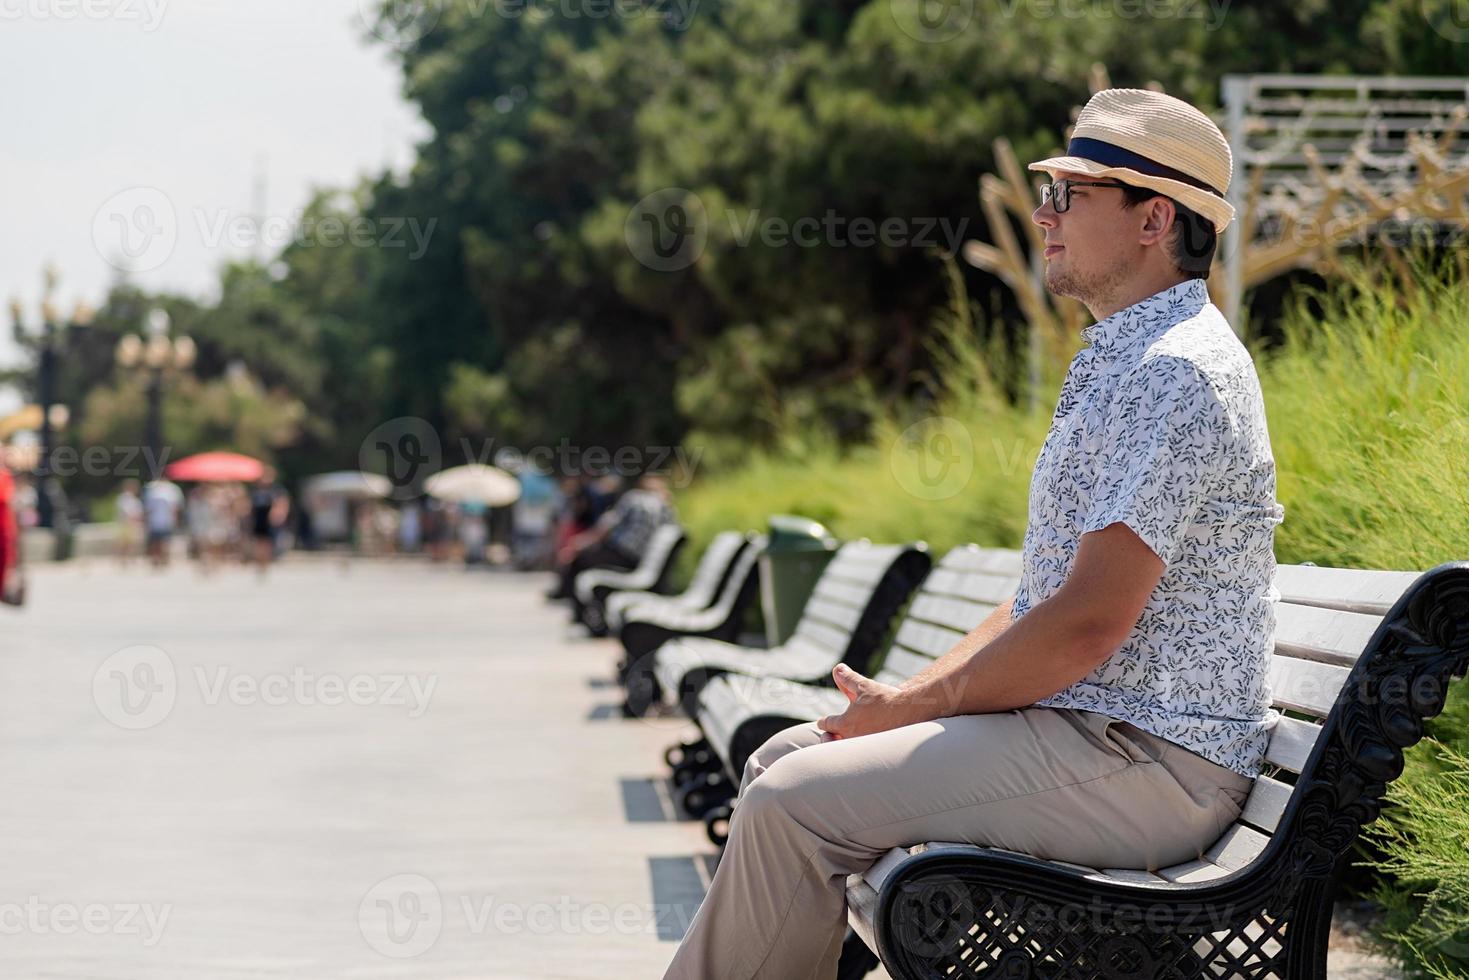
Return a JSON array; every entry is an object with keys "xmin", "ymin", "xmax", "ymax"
[
  {"xmin": 7, "ymin": 272, "xmax": 92, "ymax": 531},
  {"xmin": 115, "ymin": 309, "xmax": 195, "ymax": 479},
  {"xmin": 37, "ymin": 299, "xmax": 59, "ymax": 530}
]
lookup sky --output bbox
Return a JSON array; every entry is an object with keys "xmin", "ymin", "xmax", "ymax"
[{"xmin": 0, "ymin": 0, "xmax": 431, "ymax": 412}]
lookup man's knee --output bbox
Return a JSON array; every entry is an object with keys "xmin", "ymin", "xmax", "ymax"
[
  {"xmin": 740, "ymin": 722, "xmax": 824, "ymax": 793},
  {"xmin": 733, "ymin": 750, "xmax": 818, "ymax": 831}
]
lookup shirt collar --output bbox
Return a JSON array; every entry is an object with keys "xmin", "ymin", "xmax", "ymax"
[{"xmin": 1080, "ymin": 279, "xmax": 1210, "ymax": 357}]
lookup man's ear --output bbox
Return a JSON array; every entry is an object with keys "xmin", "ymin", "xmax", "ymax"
[{"xmin": 1138, "ymin": 196, "xmax": 1176, "ymax": 247}]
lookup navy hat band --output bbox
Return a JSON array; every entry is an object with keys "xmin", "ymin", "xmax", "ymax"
[{"xmin": 1066, "ymin": 137, "xmax": 1223, "ymax": 197}]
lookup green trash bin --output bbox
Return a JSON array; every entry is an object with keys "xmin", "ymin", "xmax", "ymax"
[{"xmin": 759, "ymin": 515, "xmax": 839, "ymax": 648}]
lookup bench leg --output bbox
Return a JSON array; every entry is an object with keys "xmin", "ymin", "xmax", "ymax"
[
  {"xmin": 675, "ymin": 769, "xmax": 734, "ymax": 819},
  {"xmin": 671, "ymin": 746, "xmax": 720, "ymax": 788},
  {"xmin": 836, "ymin": 930, "xmax": 880, "ymax": 980},
  {"xmin": 704, "ymin": 804, "xmax": 732, "ymax": 848},
  {"xmin": 621, "ymin": 654, "xmax": 663, "ymax": 717},
  {"xmin": 665, "ymin": 736, "xmax": 711, "ymax": 769}
]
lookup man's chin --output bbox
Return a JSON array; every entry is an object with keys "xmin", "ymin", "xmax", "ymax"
[{"xmin": 1044, "ymin": 268, "xmax": 1078, "ymax": 299}]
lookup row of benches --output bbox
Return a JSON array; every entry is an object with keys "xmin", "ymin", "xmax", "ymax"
[{"xmin": 562, "ymin": 528, "xmax": 1469, "ymax": 979}]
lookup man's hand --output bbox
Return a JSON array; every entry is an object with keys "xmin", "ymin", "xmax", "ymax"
[{"xmin": 816, "ymin": 664, "xmax": 921, "ymax": 740}]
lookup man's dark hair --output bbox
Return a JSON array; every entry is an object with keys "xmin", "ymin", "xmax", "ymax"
[{"xmin": 1119, "ymin": 184, "xmax": 1216, "ymax": 279}]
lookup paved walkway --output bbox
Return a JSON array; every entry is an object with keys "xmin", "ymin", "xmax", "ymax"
[
  {"xmin": 0, "ymin": 557, "xmax": 1394, "ymax": 979},
  {"xmin": 0, "ymin": 558, "xmax": 725, "ymax": 978}
]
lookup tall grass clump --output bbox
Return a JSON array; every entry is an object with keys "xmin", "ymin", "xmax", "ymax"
[
  {"xmin": 1367, "ymin": 740, "xmax": 1469, "ymax": 979},
  {"xmin": 1262, "ymin": 255, "xmax": 1469, "ymax": 570}
]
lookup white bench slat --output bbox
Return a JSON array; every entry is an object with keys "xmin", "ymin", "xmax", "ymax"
[
  {"xmin": 1274, "ymin": 602, "xmax": 1382, "ymax": 667},
  {"xmin": 814, "ymin": 567, "xmax": 886, "ymax": 594},
  {"xmin": 1205, "ymin": 824, "xmax": 1272, "ymax": 871},
  {"xmin": 921, "ymin": 568, "xmax": 1018, "ymax": 606},
  {"xmin": 801, "ymin": 595, "xmax": 864, "ymax": 632},
  {"xmin": 893, "ymin": 619, "xmax": 967, "ymax": 661},
  {"xmin": 1275, "ymin": 564, "xmax": 1420, "ymax": 615},
  {"xmin": 822, "ymin": 548, "xmax": 905, "ymax": 588},
  {"xmin": 863, "ymin": 846, "xmax": 915, "ymax": 894},
  {"xmin": 880, "ymin": 646, "xmax": 939, "ymax": 679},
  {"xmin": 938, "ymin": 546, "xmax": 1025, "ymax": 576},
  {"xmin": 1241, "ymin": 775, "xmax": 1294, "ymax": 834},
  {"xmin": 1265, "ymin": 715, "xmax": 1323, "ymax": 773},
  {"xmin": 811, "ymin": 578, "xmax": 870, "ymax": 608},
  {"xmin": 846, "ymin": 878, "xmax": 880, "ymax": 952},
  {"xmin": 1268, "ymin": 656, "xmax": 1353, "ymax": 718},
  {"xmin": 908, "ymin": 593, "xmax": 998, "ymax": 634},
  {"xmin": 682, "ymin": 531, "xmax": 749, "ymax": 602},
  {"xmin": 1156, "ymin": 858, "xmax": 1231, "ymax": 884},
  {"xmin": 1092, "ymin": 868, "xmax": 1167, "ymax": 885},
  {"xmin": 794, "ymin": 618, "xmax": 852, "ymax": 657}
]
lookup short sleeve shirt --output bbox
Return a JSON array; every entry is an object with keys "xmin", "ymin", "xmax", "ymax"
[{"xmin": 1016, "ymin": 279, "xmax": 1285, "ymax": 776}]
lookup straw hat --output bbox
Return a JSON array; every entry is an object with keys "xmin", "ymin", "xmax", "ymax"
[{"xmin": 1029, "ymin": 88, "xmax": 1235, "ymax": 233}]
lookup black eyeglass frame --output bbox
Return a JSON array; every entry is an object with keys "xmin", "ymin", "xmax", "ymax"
[{"xmin": 1037, "ymin": 178, "xmax": 1137, "ymax": 212}]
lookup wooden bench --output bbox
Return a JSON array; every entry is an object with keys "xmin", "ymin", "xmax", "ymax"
[
  {"xmin": 685, "ymin": 544, "xmax": 1022, "ymax": 845},
  {"xmin": 627, "ymin": 540, "xmax": 933, "ymax": 718},
  {"xmin": 629, "ymin": 540, "xmax": 933, "ymax": 815},
  {"xmin": 571, "ymin": 523, "xmax": 686, "ymax": 635},
  {"xmin": 616, "ymin": 533, "xmax": 766, "ymax": 664},
  {"xmin": 604, "ymin": 529, "xmax": 751, "ymax": 635},
  {"xmin": 844, "ymin": 560, "xmax": 1469, "ymax": 980}
]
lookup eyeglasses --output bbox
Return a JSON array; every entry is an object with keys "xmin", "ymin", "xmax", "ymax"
[{"xmin": 1037, "ymin": 179, "xmax": 1133, "ymax": 213}]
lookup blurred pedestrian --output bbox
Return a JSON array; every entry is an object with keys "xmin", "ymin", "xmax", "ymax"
[
  {"xmin": 187, "ymin": 485, "xmax": 232, "ymax": 575},
  {"xmin": 115, "ymin": 478, "xmax": 144, "ymax": 566},
  {"xmin": 0, "ymin": 448, "xmax": 23, "ymax": 607},
  {"xmin": 424, "ymin": 496, "xmax": 454, "ymax": 563},
  {"xmin": 554, "ymin": 473, "xmax": 677, "ymax": 610},
  {"xmin": 142, "ymin": 479, "xmax": 183, "ymax": 569},
  {"xmin": 459, "ymin": 501, "xmax": 487, "ymax": 566},
  {"xmin": 511, "ymin": 463, "xmax": 559, "ymax": 570},
  {"xmin": 398, "ymin": 500, "xmax": 422, "ymax": 554},
  {"xmin": 249, "ymin": 467, "xmax": 289, "ymax": 576},
  {"xmin": 545, "ymin": 474, "xmax": 616, "ymax": 599}
]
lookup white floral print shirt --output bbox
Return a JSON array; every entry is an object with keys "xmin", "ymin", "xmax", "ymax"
[{"xmin": 1016, "ymin": 278, "xmax": 1285, "ymax": 776}]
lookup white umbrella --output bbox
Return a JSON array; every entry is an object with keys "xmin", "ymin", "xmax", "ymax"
[
  {"xmin": 303, "ymin": 471, "xmax": 393, "ymax": 500},
  {"xmin": 424, "ymin": 464, "xmax": 521, "ymax": 506}
]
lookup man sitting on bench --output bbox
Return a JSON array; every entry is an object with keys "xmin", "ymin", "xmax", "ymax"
[{"xmin": 662, "ymin": 89, "xmax": 1285, "ymax": 980}]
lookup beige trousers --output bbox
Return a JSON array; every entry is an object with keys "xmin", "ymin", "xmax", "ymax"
[{"xmin": 662, "ymin": 706, "xmax": 1251, "ymax": 980}]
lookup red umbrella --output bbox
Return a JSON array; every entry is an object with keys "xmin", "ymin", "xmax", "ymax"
[{"xmin": 164, "ymin": 451, "xmax": 266, "ymax": 483}]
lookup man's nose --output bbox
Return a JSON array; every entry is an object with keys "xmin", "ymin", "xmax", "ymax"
[{"xmin": 1032, "ymin": 199, "xmax": 1057, "ymax": 229}]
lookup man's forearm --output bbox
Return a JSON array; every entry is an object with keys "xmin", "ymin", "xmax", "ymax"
[
  {"xmin": 899, "ymin": 596, "xmax": 1015, "ymax": 693},
  {"xmin": 896, "ymin": 590, "xmax": 1113, "ymax": 722}
]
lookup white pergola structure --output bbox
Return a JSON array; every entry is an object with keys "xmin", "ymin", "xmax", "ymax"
[{"xmin": 1219, "ymin": 74, "xmax": 1469, "ymax": 330}]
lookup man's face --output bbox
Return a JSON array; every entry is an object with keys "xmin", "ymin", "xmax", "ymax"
[{"xmin": 1030, "ymin": 169, "xmax": 1144, "ymax": 308}]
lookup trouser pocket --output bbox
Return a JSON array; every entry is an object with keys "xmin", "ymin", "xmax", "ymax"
[{"xmin": 1096, "ymin": 715, "xmax": 1163, "ymax": 766}]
